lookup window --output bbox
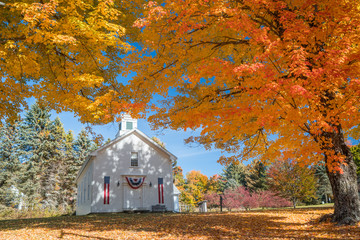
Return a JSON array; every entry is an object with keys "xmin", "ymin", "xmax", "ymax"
[
  {"xmin": 81, "ymin": 182, "xmax": 84, "ymax": 204},
  {"xmin": 131, "ymin": 152, "xmax": 138, "ymax": 166},
  {"xmin": 126, "ymin": 121, "xmax": 133, "ymax": 130},
  {"xmin": 87, "ymin": 174, "xmax": 90, "ymax": 200},
  {"xmin": 84, "ymin": 179, "xmax": 86, "ymax": 202}
]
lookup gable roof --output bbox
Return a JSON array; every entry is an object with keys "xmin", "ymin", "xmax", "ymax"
[{"xmin": 76, "ymin": 129, "xmax": 177, "ymax": 182}]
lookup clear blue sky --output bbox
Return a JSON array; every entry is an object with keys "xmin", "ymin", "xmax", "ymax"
[{"xmin": 49, "ymin": 110, "xmax": 226, "ymax": 178}]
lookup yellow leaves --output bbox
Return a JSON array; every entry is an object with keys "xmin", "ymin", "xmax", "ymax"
[
  {"xmin": 52, "ymin": 34, "xmax": 77, "ymax": 45},
  {"xmin": 0, "ymin": 0, "xmax": 134, "ymax": 123},
  {"xmin": 4, "ymin": 41, "xmax": 16, "ymax": 49}
]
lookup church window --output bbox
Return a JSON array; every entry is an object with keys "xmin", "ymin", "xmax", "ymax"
[
  {"xmin": 131, "ymin": 152, "xmax": 138, "ymax": 166},
  {"xmin": 126, "ymin": 121, "xmax": 133, "ymax": 130},
  {"xmin": 87, "ymin": 174, "xmax": 90, "ymax": 200}
]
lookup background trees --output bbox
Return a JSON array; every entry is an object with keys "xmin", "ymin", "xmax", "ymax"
[
  {"xmin": 245, "ymin": 160, "xmax": 268, "ymax": 193},
  {"xmin": 220, "ymin": 163, "xmax": 248, "ymax": 191},
  {"xmin": 0, "ymin": 122, "xmax": 20, "ymax": 208},
  {"xmin": 176, "ymin": 157, "xmax": 318, "ymax": 211},
  {"xmin": 268, "ymin": 159, "xmax": 317, "ymax": 208},
  {"xmin": 0, "ymin": 104, "xmax": 97, "ymax": 212}
]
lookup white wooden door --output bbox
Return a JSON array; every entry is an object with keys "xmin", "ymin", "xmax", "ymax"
[{"xmin": 123, "ymin": 186, "xmax": 143, "ymax": 210}]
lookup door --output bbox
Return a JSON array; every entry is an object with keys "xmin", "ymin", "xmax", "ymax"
[{"xmin": 123, "ymin": 186, "xmax": 143, "ymax": 210}]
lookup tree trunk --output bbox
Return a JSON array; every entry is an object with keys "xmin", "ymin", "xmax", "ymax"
[
  {"xmin": 293, "ymin": 198, "xmax": 296, "ymax": 209},
  {"xmin": 321, "ymin": 127, "xmax": 360, "ymax": 225}
]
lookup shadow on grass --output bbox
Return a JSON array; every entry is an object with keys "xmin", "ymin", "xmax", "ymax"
[{"xmin": 0, "ymin": 208, "xmax": 358, "ymax": 239}]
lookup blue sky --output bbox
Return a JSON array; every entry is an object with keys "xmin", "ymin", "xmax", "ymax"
[{"xmin": 49, "ymin": 110, "xmax": 226, "ymax": 178}]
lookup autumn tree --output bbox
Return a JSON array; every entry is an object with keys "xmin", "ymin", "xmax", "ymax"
[
  {"xmin": 173, "ymin": 166, "xmax": 191, "ymax": 205},
  {"xmin": 207, "ymin": 174, "xmax": 222, "ymax": 193},
  {"xmin": 184, "ymin": 170, "xmax": 209, "ymax": 205},
  {"xmin": 203, "ymin": 192, "xmax": 220, "ymax": 210},
  {"xmin": 223, "ymin": 186, "xmax": 258, "ymax": 211},
  {"xmin": 0, "ymin": 0, "xmax": 144, "ymax": 123},
  {"xmin": 350, "ymin": 144, "xmax": 360, "ymax": 177},
  {"xmin": 126, "ymin": 0, "xmax": 360, "ymax": 224},
  {"xmin": 268, "ymin": 159, "xmax": 317, "ymax": 209}
]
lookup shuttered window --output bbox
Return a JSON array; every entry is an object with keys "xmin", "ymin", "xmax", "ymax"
[{"xmin": 131, "ymin": 152, "xmax": 138, "ymax": 166}]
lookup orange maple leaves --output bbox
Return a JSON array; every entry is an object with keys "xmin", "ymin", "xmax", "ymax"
[
  {"xmin": 1, "ymin": 208, "xmax": 359, "ymax": 239},
  {"xmin": 124, "ymin": 0, "xmax": 360, "ymax": 175}
]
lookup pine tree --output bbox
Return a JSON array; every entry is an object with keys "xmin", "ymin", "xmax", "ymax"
[
  {"xmin": 220, "ymin": 163, "xmax": 248, "ymax": 191},
  {"xmin": 43, "ymin": 117, "xmax": 66, "ymax": 209},
  {"xmin": 314, "ymin": 163, "xmax": 333, "ymax": 204},
  {"xmin": 74, "ymin": 129, "xmax": 94, "ymax": 165},
  {"xmin": 72, "ymin": 129, "xmax": 95, "ymax": 208},
  {"xmin": 59, "ymin": 130, "xmax": 77, "ymax": 210},
  {"xmin": 245, "ymin": 160, "xmax": 268, "ymax": 193},
  {"xmin": 0, "ymin": 122, "xmax": 21, "ymax": 208},
  {"xmin": 17, "ymin": 104, "xmax": 54, "ymax": 208}
]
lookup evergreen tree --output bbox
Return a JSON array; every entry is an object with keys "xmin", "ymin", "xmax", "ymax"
[
  {"xmin": 17, "ymin": 104, "xmax": 55, "ymax": 208},
  {"xmin": 0, "ymin": 122, "xmax": 21, "ymax": 208},
  {"xmin": 58, "ymin": 130, "xmax": 78, "ymax": 210},
  {"xmin": 74, "ymin": 129, "xmax": 95, "ymax": 165},
  {"xmin": 42, "ymin": 117, "xmax": 66, "ymax": 208},
  {"xmin": 245, "ymin": 160, "xmax": 268, "ymax": 193},
  {"xmin": 314, "ymin": 163, "xmax": 333, "ymax": 204},
  {"xmin": 0, "ymin": 104, "xmax": 99, "ymax": 212},
  {"xmin": 220, "ymin": 163, "xmax": 248, "ymax": 191}
]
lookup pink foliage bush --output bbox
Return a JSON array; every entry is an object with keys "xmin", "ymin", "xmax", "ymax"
[
  {"xmin": 256, "ymin": 190, "xmax": 292, "ymax": 208},
  {"xmin": 220, "ymin": 187, "xmax": 291, "ymax": 211},
  {"xmin": 203, "ymin": 192, "xmax": 220, "ymax": 209}
]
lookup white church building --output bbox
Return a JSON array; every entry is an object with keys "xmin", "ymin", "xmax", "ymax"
[{"xmin": 76, "ymin": 115, "xmax": 180, "ymax": 215}]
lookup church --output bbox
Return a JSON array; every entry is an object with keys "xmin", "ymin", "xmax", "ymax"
[{"xmin": 76, "ymin": 115, "xmax": 180, "ymax": 215}]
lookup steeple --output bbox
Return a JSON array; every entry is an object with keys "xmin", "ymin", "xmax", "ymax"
[{"xmin": 116, "ymin": 113, "xmax": 138, "ymax": 138}]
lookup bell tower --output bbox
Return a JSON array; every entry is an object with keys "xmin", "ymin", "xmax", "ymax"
[{"xmin": 116, "ymin": 113, "xmax": 138, "ymax": 138}]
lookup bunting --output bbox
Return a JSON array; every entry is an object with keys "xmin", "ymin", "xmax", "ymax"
[{"xmin": 126, "ymin": 176, "xmax": 146, "ymax": 189}]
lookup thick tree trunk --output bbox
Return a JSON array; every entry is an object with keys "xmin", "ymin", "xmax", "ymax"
[{"xmin": 322, "ymin": 128, "xmax": 360, "ymax": 225}]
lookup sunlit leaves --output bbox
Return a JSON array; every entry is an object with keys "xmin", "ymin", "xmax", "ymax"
[
  {"xmin": 1, "ymin": 209, "xmax": 359, "ymax": 239},
  {"xmin": 126, "ymin": 0, "xmax": 360, "ymax": 173},
  {"xmin": 0, "ymin": 0, "xmax": 138, "ymax": 123}
]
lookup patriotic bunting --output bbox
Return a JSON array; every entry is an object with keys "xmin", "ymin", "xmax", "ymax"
[{"xmin": 126, "ymin": 176, "xmax": 146, "ymax": 189}]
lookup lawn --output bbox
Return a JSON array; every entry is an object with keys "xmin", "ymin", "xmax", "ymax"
[{"xmin": 0, "ymin": 207, "xmax": 359, "ymax": 239}]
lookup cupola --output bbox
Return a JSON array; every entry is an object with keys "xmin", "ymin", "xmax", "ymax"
[{"xmin": 116, "ymin": 113, "xmax": 137, "ymax": 137}]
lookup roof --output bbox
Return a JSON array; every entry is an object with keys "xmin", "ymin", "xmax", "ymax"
[
  {"xmin": 173, "ymin": 184, "xmax": 181, "ymax": 195},
  {"xmin": 76, "ymin": 129, "xmax": 177, "ymax": 182}
]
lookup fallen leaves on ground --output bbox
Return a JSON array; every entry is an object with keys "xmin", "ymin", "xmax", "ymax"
[{"xmin": 0, "ymin": 207, "xmax": 359, "ymax": 239}]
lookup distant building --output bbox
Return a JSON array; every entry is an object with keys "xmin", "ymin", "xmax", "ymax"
[{"xmin": 76, "ymin": 114, "xmax": 180, "ymax": 215}]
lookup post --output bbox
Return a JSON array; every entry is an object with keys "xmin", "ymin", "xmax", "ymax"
[{"xmin": 220, "ymin": 195, "xmax": 223, "ymax": 212}]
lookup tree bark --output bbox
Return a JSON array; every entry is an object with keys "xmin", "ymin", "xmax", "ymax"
[{"xmin": 321, "ymin": 127, "xmax": 360, "ymax": 225}]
